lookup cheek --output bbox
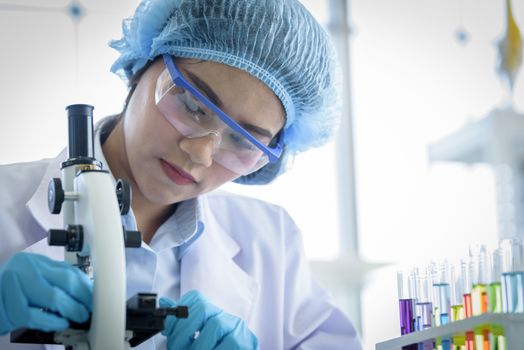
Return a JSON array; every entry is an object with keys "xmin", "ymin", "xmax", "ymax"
[
  {"xmin": 205, "ymin": 165, "xmax": 240, "ymax": 188},
  {"xmin": 124, "ymin": 107, "xmax": 173, "ymax": 154}
]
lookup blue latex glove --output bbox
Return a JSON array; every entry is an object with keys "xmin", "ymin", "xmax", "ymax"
[
  {"xmin": 160, "ymin": 290, "xmax": 259, "ymax": 350},
  {"xmin": 0, "ymin": 252, "xmax": 92, "ymax": 335}
]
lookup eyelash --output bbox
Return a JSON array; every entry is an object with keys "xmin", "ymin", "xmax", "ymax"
[
  {"xmin": 228, "ymin": 133, "xmax": 256, "ymax": 151},
  {"xmin": 178, "ymin": 88, "xmax": 276, "ymax": 152}
]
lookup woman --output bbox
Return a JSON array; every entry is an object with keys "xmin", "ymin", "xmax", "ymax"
[{"xmin": 0, "ymin": 0, "xmax": 362, "ymax": 349}]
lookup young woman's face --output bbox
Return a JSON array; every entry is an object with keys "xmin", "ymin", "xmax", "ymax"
[{"xmin": 122, "ymin": 58, "xmax": 285, "ymax": 205}]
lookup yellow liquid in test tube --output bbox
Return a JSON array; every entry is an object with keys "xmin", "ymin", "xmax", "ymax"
[
  {"xmin": 450, "ymin": 304, "xmax": 464, "ymax": 322},
  {"xmin": 450, "ymin": 305, "xmax": 465, "ymax": 350},
  {"xmin": 472, "ymin": 284, "xmax": 489, "ymax": 350}
]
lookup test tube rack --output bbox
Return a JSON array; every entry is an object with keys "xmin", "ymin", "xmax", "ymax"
[{"xmin": 375, "ymin": 313, "xmax": 524, "ymax": 350}]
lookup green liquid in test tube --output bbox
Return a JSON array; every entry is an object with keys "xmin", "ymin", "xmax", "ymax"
[
  {"xmin": 488, "ymin": 248, "xmax": 503, "ymax": 313},
  {"xmin": 488, "ymin": 248, "xmax": 505, "ymax": 350},
  {"xmin": 450, "ymin": 264, "xmax": 464, "ymax": 322},
  {"xmin": 472, "ymin": 245, "xmax": 491, "ymax": 350},
  {"xmin": 449, "ymin": 263, "xmax": 465, "ymax": 350},
  {"xmin": 470, "ymin": 245, "xmax": 488, "ymax": 316}
]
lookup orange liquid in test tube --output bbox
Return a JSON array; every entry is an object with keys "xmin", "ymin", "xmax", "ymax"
[{"xmin": 463, "ymin": 293, "xmax": 474, "ymax": 350}]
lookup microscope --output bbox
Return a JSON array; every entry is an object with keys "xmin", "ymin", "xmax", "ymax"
[{"xmin": 10, "ymin": 104, "xmax": 187, "ymax": 349}]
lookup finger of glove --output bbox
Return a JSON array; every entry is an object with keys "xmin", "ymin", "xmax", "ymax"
[
  {"xmin": 28, "ymin": 285, "xmax": 90, "ymax": 323},
  {"xmin": 2, "ymin": 271, "xmax": 74, "ymax": 330},
  {"xmin": 9, "ymin": 266, "xmax": 91, "ymax": 324},
  {"xmin": 161, "ymin": 291, "xmax": 221, "ymax": 348},
  {"xmin": 41, "ymin": 262, "xmax": 93, "ymax": 310},
  {"xmin": 10, "ymin": 253, "xmax": 92, "ymax": 311},
  {"xmin": 190, "ymin": 312, "xmax": 240, "ymax": 349},
  {"xmin": 1, "ymin": 270, "xmax": 31, "ymax": 330},
  {"xmin": 213, "ymin": 322, "xmax": 259, "ymax": 350},
  {"xmin": 25, "ymin": 307, "xmax": 69, "ymax": 332}
]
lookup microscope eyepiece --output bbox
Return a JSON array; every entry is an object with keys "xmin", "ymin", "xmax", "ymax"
[{"xmin": 66, "ymin": 104, "xmax": 95, "ymax": 160}]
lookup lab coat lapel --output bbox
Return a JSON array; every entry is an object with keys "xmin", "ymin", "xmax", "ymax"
[{"xmin": 180, "ymin": 212, "xmax": 258, "ymax": 324}]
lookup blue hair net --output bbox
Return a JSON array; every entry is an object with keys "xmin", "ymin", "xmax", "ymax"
[{"xmin": 110, "ymin": 0, "xmax": 341, "ymax": 184}]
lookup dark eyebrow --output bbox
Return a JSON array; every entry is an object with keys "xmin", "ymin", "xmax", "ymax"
[
  {"xmin": 240, "ymin": 123, "xmax": 274, "ymax": 139},
  {"xmin": 183, "ymin": 70, "xmax": 224, "ymax": 108},
  {"xmin": 183, "ymin": 69, "xmax": 276, "ymax": 139}
]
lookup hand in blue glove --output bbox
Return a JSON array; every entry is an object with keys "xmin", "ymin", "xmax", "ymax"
[
  {"xmin": 160, "ymin": 290, "xmax": 259, "ymax": 350},
  {"xmin": 0, "ymin": 252, "xmax": 92, "ymax": 335}
]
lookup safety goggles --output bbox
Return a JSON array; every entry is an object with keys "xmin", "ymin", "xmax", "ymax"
[{"xmin": 155, "ymin": 54, "xmax": 283, "ymax": 175}]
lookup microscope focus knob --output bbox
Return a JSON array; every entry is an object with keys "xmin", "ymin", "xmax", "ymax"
[
  {"xmin": 124, "ymin": 229, "xmax": 142, "ymax": 248},
  {"xmin": 48, "ymin": 225, "xmax": 84, "ymax": 252},
  {"xmin": 116, "ymin": 179, "xmax": 131, "ymax": 215},
  {"xmin": 48, "ymin": 178, "xmax": 65, "ymax": 214}
]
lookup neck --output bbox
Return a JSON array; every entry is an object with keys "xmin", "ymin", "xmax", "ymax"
[
  {"xmin": 132, "ymin": 193, "xmax": 176, "ymax": 244},
  {"xmin": 102, "ymin": 117, "xmax": 173, "ymax": 244}
]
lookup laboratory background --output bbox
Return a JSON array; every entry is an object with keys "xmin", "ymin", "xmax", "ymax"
[{"xmin": 1, "ymin": 0, "xmax": 523, "ymax": 349}]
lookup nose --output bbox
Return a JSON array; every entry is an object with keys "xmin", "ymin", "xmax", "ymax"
[{"xmin": 179, "ymin": 132, "xmax": 220, "ymax": 167}]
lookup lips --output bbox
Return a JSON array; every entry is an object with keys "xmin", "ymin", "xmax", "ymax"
[{"xmin": 160, "ymin": 159, "xmax": 196, "ymax": 185}]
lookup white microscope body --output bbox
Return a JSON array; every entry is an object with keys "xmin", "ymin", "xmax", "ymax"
[{"xmin": 11, "ymin": 104, "xmax": 187, "ymax": 350}]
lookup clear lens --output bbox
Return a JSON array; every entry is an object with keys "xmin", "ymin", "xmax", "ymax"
[{"xmin": 155, "ymin": 69, "xmax": 269, "ymax": 175}]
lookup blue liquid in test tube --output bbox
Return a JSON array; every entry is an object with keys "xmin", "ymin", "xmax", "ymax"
[
  {"xmin": 501, "ymin": 271, "xmax": 524, "ymax": 313},
  {"xmin": 500, "ymin": 238, "xmax": 524, "ymax": 313}
]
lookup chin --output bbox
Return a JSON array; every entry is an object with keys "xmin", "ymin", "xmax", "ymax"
[{"xmin": 154, "ymin": 188, "xmax": 191, "ymax": 205}]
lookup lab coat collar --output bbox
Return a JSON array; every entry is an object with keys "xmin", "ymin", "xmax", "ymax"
[{"xmin": 180, "ymin": 194, "xmax": 258, "ymax": 324}]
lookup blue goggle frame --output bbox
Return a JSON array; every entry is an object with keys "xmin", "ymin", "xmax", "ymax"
[{"xmin": 162, "ymin": 54, "xmax": 283, "ymax": 163}]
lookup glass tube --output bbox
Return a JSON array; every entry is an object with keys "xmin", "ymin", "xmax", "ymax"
[
  {"xmin": 461, "ymin": 258, "xmax": 473, "ymax": 318},
  {"xmin": 415, "ymin": 269, "xmax": 433, "ymax": 331},
  {"xmin": 415, "ymin": 268, "xmax": 435, "ymax": 350},
  {"xmin": 435, "ymin": 263, "xmax": 451, "ymax": 326},
  {"xmin": 398, "ymin": 270, "xmax": 415, "ymax": 335},
  {"xmin": 461, "ymin": 258, "xmax": 475, "ymax": 350},
  {"xmin": 488, "ymin": 248, "xmax": 503, "ymax": 313},
  {"xmin": 470, "ymin": 245, "xmax": 488, "ymax": 316},
  {"xmin": 449, "ymin": 264, "xmax": 466, "ymax": 350},
  {"xmin": 500, "ymin": 237, "xmax": 524, "ymax": 313},
  {"xmin": 433, "ymin": 262, "xmax": 451, "ymax": 350},
  {"xmin": 488, "ymin": 251, "xmax": 506, "ymax": 350},
  {"xmin": 450, "ymin": 264, "xmax": 465, "ymax": 322}
]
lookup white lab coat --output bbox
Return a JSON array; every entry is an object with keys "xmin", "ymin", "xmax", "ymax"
[{"xmin": 0, "ymin": 151, "xmax": 361, "ymax": 349}]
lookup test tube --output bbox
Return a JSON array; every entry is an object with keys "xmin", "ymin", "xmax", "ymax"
[
  {"xmin": 398, "ymin": 271, "xmax": 415, "ymax": 335},
  {"xmin": 488, "ymin": 251, "xmax": 507, "ymax": 350},
  {"xmin": 488, "ymin": 248, "xmax": 503, "ymax": 313},
  {"xmin": 415, "ymin": 268, "xmax": 435, "ymax": 350},
  {"xmin": 500, "ymin": 237, "xmax": 524, "ymax": 313},
  {"xmin": 433, "ymin": 262, "xmax": 451, "ymax": 350},
  {"xmin": 433, "ymin": 262, "xmax": 451, "ymax": 326},
  {"xmin": 461, "ymin": 258, "xmax": 475, "ymax": 350},
  {"xmin": 449, "ymin": 264, "xmax": 466, "ymax": 350},
  {"xmin": 450, "ymin": 264, "xmax": 465, "ymax": 322},
  {"xmin": 415, "ymin": 268, "xmax": 433, "ymax": 330},
  {"xmin": 461, "ymin": 258, "xmax": 473, "ymax": 318},
  {"xmin": 481, "ymin": 249, "xmax": 492, "ymax": 350},
  {"xmin": 470, "ymin": 245, "xmax": 488, "ymax": 316},
  {"xmin": 398, "ymin": 270, "xmax": 418, "ymax": 350}
]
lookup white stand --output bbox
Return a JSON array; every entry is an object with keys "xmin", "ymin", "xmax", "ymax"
[{"xmin": 376, "ymin": 313, "xmax": 524, "ymax": 350}]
